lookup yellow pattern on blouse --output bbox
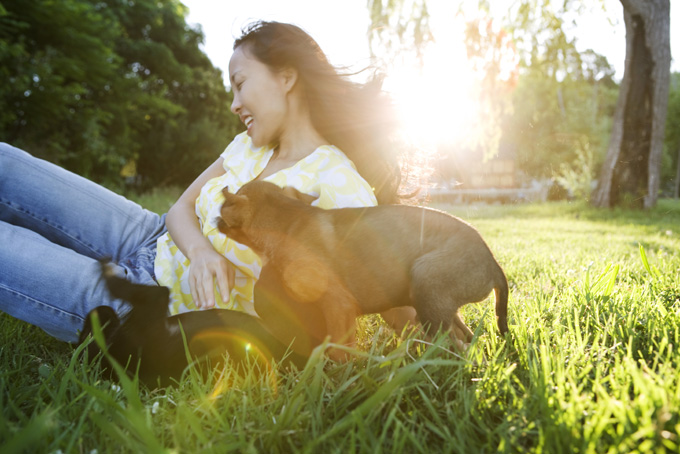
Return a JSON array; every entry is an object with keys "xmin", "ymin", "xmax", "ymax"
[{"xmin": 154, "ymin": 132, "xmax": 378, "ymax": 316}]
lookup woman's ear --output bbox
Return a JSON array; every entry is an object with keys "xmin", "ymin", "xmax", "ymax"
[{"xmin": 280, "ymin": 66, "xmax": 298, "ymax": 93}]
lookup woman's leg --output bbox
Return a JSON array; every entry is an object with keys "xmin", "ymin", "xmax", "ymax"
[
  {"xmin": 0, "ymin": 220, "xmax": 129, "ymax": 342},
  {"xmin": 0, "ymin": 143, "xmax": 165, "ymax": 262},
  {"xmin": 0, "ymin": 143, "xmax": 167, "ymax": 341}
]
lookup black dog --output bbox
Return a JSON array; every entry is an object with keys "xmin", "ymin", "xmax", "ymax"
[{"xmin": 78, "ymin": 265, "xmax": 307, "ymax": 387}]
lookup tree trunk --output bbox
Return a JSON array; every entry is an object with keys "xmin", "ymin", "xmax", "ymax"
[
  {"xmin": 592, "ymin": 0, "xmax": 671, "ymax": 209},
  {"xmin": 675, "ymin": 145, "xmax": 680, "ymax": 199}
]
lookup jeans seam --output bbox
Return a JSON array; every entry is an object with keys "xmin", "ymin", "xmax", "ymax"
[
  {"xmin": 0, "ymin": 197, "xmax": 103, "ymax": 258},
  {"xmin": 1, "ymin": 149, "xmax": 159, "ymax": 252},
  {"xmin": 0, "ymin": 282, "xmax": 85, "ymax": 323},
  {"xmin": 18, "ymin": 154, "xmax": 153, "ymax": 227}
]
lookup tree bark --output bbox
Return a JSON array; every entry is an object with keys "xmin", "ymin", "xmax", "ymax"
[
  {"xmin": 675, "ymin": 145, "xmax": 680, "ymax": 199},
  {"xmin": 592, "ymin": 0, "xmax": 671, "ymax": 209}
]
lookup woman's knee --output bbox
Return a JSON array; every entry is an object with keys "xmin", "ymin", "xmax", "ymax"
[
  {"xmin": 0, "ymin": 142, "xmax": 30, "ymax": 162},
  {"xmin": 0, "ymin": 143, "xmax": 38, "ymax": 189}
]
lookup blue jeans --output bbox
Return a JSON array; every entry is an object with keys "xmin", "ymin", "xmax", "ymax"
[{"xmin": 0, "ymin": 143, "xmax": 167, "ymax": 342}]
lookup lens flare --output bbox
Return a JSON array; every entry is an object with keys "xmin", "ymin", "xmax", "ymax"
[{"xmin": 188, "ymin": 330, "xmax": 278, "ymax": 399}]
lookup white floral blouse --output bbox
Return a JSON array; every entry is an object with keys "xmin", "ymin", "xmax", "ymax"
[{"xmin": 154, "ymin": 132, "xmax": 378, "ymax": 315}]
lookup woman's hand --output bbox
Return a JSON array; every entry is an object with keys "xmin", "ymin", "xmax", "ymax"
[
  {"xmin": 165, "ymin": 157, "xmax": 235, "ymax": 309},
  {"xmin": 187, "ymin": 246, "xmax": 235, "ymax": 309}
]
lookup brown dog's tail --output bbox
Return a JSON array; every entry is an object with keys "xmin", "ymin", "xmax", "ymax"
[{"xmin": 494, "ymin": 266, "xmax": 509, "ymax": 336}]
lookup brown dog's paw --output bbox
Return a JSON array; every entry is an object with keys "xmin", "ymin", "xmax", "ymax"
[{"xmin": 453, "ymin": 338, "xmax": 470, "ymax": 352}]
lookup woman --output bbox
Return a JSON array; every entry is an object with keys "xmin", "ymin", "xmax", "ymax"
[{"xmin": 0, "ymin": 21, "xmax": 407, "ymax": 353}]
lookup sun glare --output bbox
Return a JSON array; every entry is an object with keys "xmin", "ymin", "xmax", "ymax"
[{"xmin": 384, "ymin": 14, "xmax": 479, "ymax": 153}]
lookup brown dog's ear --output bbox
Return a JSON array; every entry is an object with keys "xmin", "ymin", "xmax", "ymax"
[
  {"xmin": 218, "ymin": 188, "xmax": 250, "ymax": 233},
  {"xmin": 281, "ymin": 186, "xmax": 318, "ymax": 205},
  {"xmin": 222, "ymin": 186, "xmax": 248, "ymax": 205}
]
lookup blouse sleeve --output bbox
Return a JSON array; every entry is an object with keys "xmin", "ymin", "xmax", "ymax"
[
  {"xmin": 219, "ymin": 132, "xmax": 249, "ymax": 162},
  {"xmin": 314, "ymin": 160, "xmax": 378, "ymax": 210}
]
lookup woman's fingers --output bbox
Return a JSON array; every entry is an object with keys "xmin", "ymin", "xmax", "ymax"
[
  {"xmin": 189, "ymin": 272, "xmax": 200, "ymax": 307},
  {"xmin": 189, "ymin": 263, "xmax": 212, "ymax": 308},
  {"xmin": 189, "ymin": 254, "xmax": 235, "ymax": 309},
  {"xmin": 200, "ymin": 272, "xmax": 216, "ymax": 308},
  {"xmin": 215, "ymin": 262, "xmax": 235, "ymax": 304}
]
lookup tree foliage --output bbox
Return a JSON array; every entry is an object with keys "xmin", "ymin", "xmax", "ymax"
[
  {"xmin": 367, "ymin": 0, "xmax": 433, "ymax": 65},
  {"xmin": 501, "ymin": 0, "xmax": 619, "ymax": 182},
  {"xmin": 366, "ymin": 0, "xmax": 620, "ymax": 195},
  {"xmin": 459, "ymin": 1, "xmax": 620, "ymax": 192},
  {"xmin": 0, "ymin": 0, "xmax": 241, "ymax": 191}
]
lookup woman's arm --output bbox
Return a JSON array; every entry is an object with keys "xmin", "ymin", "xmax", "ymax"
[{"xmin": 166, "ymin": 157, "xmax": 235, "ymax": 309}]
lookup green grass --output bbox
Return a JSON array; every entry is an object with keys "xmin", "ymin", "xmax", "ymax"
[
  {"xmin": 2, "ymin": 192, "xmax": 680, "ymax": 453},
  {"xmin": 131, "ymin": 185, "xmax": 183, "ymax": 215}
]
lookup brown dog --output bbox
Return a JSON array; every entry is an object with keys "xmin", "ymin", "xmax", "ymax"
[{"xmin": 218, "ymin": 181, "xmax": 509, "ymax": 360}]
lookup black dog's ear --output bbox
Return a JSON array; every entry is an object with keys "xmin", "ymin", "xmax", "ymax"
[{"xmin": 281, "ymin": 186, "xmax": 317, "ymax": 205}]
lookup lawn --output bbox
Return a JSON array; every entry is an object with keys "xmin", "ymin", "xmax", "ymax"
[{"xmin": 1, "ymin": 193, "xmax": 679, "ymax": 453}]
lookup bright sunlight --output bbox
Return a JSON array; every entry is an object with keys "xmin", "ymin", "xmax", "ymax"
[
  {"xmin": 381, "ymin": 4, "xmax": 519, "ymax": 162},
  {"xmin": 383, "ymin": 15, "xmax": 478, "ymax": 153}
]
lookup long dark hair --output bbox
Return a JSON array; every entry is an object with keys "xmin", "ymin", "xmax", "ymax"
[{"xmin": 233, "ymin": 21, "xmax": 401, "ymax": 204}]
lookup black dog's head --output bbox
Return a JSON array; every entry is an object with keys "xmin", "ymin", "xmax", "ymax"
[{"xmin": 78, "ymin": 263, "xmax": 174, "ymax": 385}]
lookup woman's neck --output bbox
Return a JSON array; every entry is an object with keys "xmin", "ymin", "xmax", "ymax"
[
  {"xmin": 274, "ymin": 89, "xmax": 328, "ymax": 161},
  {"xmin": 276, "ymin": 124, "xmax": 326, "ymax": 161}
]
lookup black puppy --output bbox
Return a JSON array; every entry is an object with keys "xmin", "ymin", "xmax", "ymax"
[{"xmin": 79, "ymin": 265, "xmax": 307, "ymax": 387}]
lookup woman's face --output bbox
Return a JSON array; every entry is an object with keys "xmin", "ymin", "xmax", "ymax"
[{"xmin": 229, "ymin": 46, "xmax": 291, "ymax": 148}]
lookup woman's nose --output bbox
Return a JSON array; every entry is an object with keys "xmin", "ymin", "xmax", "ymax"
[{"xmin": 230, "ymin": 94, "xmax": 241, "ymax": 115}]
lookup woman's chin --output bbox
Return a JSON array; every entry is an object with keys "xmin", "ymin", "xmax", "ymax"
[
  {"xmin": 248, "ymin": 133, "xmax": 263, "ymax": 148},
  {"xmin": 250, "ymin": 136, "xmax": 275, "ymax": 150}
]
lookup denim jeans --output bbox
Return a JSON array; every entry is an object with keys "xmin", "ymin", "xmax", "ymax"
[{"xmin": 0, "ymin": 143, "xmax": 167, "ymax": 342}]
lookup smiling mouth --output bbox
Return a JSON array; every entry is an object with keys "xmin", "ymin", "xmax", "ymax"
[{"xmin": 244, "ymin": 116, "xmax": 253, "ymax": 129}]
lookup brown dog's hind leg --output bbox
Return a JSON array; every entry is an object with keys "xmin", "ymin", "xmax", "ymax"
[
  {"xmin": 410, "ymin": 285, "xmax": 456, "ymax": 340},
  {"xmin": 320, "ymin": 283, "xmax": 361, "ymax": 362},
  {"xmin": 452, "ymin": 312, "xmax": 474, "ymax": 343},
  {"xmin": 410, "ymin": 253, "xmax": 473, "ymax": 348}
]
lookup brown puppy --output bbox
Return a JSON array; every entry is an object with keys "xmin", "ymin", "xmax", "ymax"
[{"xmin": 218, "ymin": 181, "xmax": 509, "ymax": 360}]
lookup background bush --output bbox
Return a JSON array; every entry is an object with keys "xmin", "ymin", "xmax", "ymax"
[{"xmin": 0, "ymin": 0, "xmax": 243, "ymax": 192}]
